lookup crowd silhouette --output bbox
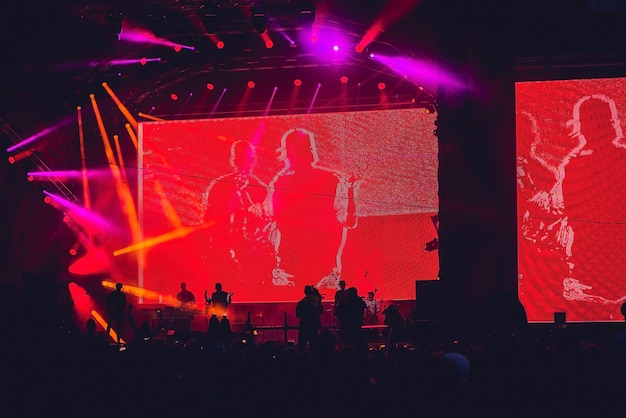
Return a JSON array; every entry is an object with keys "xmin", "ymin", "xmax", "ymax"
[{"xmin": 4, "ymin": 301, "xmax": 626, "ymax": 418}]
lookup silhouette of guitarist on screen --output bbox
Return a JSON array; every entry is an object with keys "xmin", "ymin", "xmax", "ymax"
[{"xmin": 199, "ymin": 140, "xmax": 278, "ymax": 298}]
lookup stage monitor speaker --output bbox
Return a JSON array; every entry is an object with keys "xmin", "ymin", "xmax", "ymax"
[{"xmin": 415, "ymin": 280, "xmax": 440, "ymax": 320}]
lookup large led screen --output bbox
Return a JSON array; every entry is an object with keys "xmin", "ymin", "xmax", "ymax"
[
  {"xmin": 516, "ymin": 77, "xmax": 626, "ymax": 322},
  {"xmin": 137, "ymin": 109, "xmax": 439, "ymax": 303}
]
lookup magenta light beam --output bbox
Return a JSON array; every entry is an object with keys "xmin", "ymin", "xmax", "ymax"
[
  {"xmin": 210, "ymin": 88, "xmax": 227, "ymax": 117},
  {"xmin": 264, "ymin": 87, "xmax": 278, "ymax": 116},
  {"xmin": 370, "ymin": 54, "xmax": 464, "ymax": 91},
  {"xmin": 109, "ymin": 57, "xmax": 161, "ymax": 66},
  {"xmin": 307, "ymin": 83, "xmax": 322, "ymax": 114},
  {"xmin": 43, "ymin": 190, "xmax": 117, "ymax": 232},
  {"xmin": 7, "ymin": 117, "xmax": 73, "ymax": 153},
  {"xmin": 27, "ymin": 169, "xmax": 111, "ymax": 181},
  {"xmin": 119, "ymin": 25, "xmax": 195, "ymax": 51}
]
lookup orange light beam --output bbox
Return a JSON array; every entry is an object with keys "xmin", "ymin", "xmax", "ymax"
[
  {"xmin": 154, "ymin": 180, "xmax": 183, "ymax": 228},
  {"xmin": 101, "ymin": 280, "xmax": 178, "ymax": 306},
  {"xmin": 137, "ymin": 112, "xmax": 166, "ymax": 122},
  {"xmin": 113, "ymin": 223, "xmax": 211, "ymax": 256},
  {"xmin": 102, "ymin": 82, "xmax": 138, "ymax": 131},
  {"xmin": 124, "ymin": 123, "xmax": 139, "ymax": 150},
  {"xmin": 91, "ymin": 310, "xmax": 126, "ymax": 344},
  {"xmin": 112, "ymin": 134, "xmax": 128, "ymax": 184},
  {"xmin": 77, "ymin": 106, "xmax": 92, "ymax": 214},
  {"xmin": 89, "ymin": 94, "xmax": 143, "ymax": 258}
]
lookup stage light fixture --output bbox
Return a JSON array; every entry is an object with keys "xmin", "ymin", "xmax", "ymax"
[
  {"xmin": 378, "ymin": 82, "xmax": 386, "ymax": 90},
  {"xmin": 294, "ymin": 79, "xmax": 302, "ymax": 86},
  {"xmin": 247, "ymin": 81, "xmax": 256, "ymax": 89},
  {"xmin": 251, "ymin": 7, "xmax": 268, "ymax": 33},
  {"xmin": 340, "ymin": 76, "xmax": 348, "ymax": 84}
]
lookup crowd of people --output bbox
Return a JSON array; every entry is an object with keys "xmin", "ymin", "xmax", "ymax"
[
  {"xmin": 4, "ymin": 299, "xmax": 626, "ymax": 418},
  {"xmin": 7, "ymin": 280, "xmax": 626, "ymax": 418}
]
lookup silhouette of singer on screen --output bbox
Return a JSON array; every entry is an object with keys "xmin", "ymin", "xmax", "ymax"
[
  {"xmin": 269, "ymin": 128, "xmax": 359, "ymax": 292},
  {"xmin": 561, "ymin": 94, "xmax": 626, "ymax": 306},
  {"xmin": 200, "ymin": 140, "xmax": 278, "ymax": 296}
]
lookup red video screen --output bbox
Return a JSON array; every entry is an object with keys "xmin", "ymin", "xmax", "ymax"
[
  {"xmin": 516, "ymin": 77, "xmax": 626, "ymax": 322},
  {"xmin": 136, "ymin": 109, "xmax": 439, "ymax": 303}
]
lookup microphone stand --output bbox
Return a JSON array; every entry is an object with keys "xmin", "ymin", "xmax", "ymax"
[{"xmin": 365, "ymin": 270, "xmax": 378, "ymax": 294}]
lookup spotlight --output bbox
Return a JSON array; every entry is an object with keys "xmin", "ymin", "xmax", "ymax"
[
  {"xmin": 171, "ymin": 93, "xmax": 178, "ymax": 100},
  {"xmin": 294, "ymin": 79, "xmax": 302, "ymax": 87},
  {"xmin": 207, "ymin": 83, "xmax": 215, "ymax": 90},
  {"xmin": 247, "ymin": 81, "xmax": 255, "ymax": 89},
  {"xmin": 355, "ymin": 44, "xmax": 365, "ymax": 53},
  {"xmin": 216, "ymin": 40, "xmax": 225, "ymax": 49},
  {"xmin": 378, "ymin": 82, "xmax": 386, "ymax": 90},
  {"xmin": 265, "ymin": 40, "xmax": 274, "ymax": 49},
  {"xmin": 251, "ymin": 7, "xmax": 267, "ymax": 33},
  {"xmin": 333, "ymin": 45, "xmax": 339, "ymax": 52},
  {"xmin": 340, "ymin": 76, "xmax": 348, "ymax": 84}
]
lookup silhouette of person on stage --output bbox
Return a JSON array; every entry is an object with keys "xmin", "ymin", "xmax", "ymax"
[
  {"xmin": 199, "ymin": 140, "xmax": 277, "ymax": 298},
  {"xmin": 204, "ymin": 282, "xmax": 232, "ymax": 316},
  {"xmin": 127, "ymin": 302, "xmax": 163, "ymax": 348},
  {"xmin": 333, "ymin": 280, "xmax": 349, "ymax": 321},
  {"xmin": 269, "ymin": 128, "xmax": 359, "ymax": 294},
  {"xmin": 176, "ymin": 282, "xmax": 197, "ymax": 310},
  {"xmin": 335, "ymin": 287, "xmax": 366, "ymax": 348},
  {"xmin": 105, "ymin": 282, "xmax": 126, "ymax": 344},
  {"xmin": 561, "ymin": 94, "xmax": 626, "ymax": 309},
  {"xmin": 382, "ymin": 304, "xmax": 405, "ymax": 343},
  {"xmin": 364, "ymin": 291, "xmax": 380, "ymax": 325},
  {"xmin": 295, "ymin": 285, "xmax": 323, "ymax": 351}
]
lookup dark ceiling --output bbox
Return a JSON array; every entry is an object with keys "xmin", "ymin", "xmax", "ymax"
[
  {"xmin": 1, "ymin": 0, "xmax": 626, "ymax": 145},
  {"xmin": 2, "ymin": 0, "xmax": 625, "ymax": 120}
]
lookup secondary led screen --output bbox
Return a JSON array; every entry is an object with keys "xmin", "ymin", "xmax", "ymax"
[
  {"xmin": 516, "ymin": 77, "xmax": 626, "ymax": 322},
  {"xmin": 137, "ymin": 109, "xmax": 439, "ymax": 303}
]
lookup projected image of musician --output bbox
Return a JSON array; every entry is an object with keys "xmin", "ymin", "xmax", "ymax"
[
  {"xmin": 561, "ymin": 94, "xmax": 626, "ymax": 306},
  {"xmin": 269, "ymin": 128, "xmax": 359, "ymax": 293},
  {"xmin": 199, "ymin": 140, "xmax": 278, "ymax": 298},
  {"xmin": 516, "ymin": 110, "xmax": 573, "ymax": 312}
]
